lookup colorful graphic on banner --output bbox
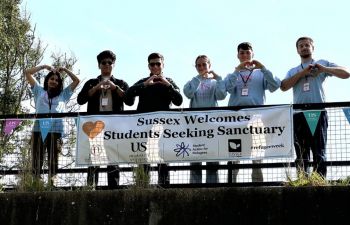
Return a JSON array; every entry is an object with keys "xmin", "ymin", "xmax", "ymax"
[
  {"xmin": 3, "ymin": 119, "xmax": 22, "ymax": 135},
  {"xmin": 343, "ymin": 108, "xmax": 350, "ymax": 124},
  {"xmin": 39, "ymin": 119, "xmax": 52, "ymax": 141},
  {"xmin": 82, "ymin": 121, "xmax": 105, "ymax": 139},
  {"xmin": 303, "ymin": 111, "xmax": 321, "ymax": 136}
]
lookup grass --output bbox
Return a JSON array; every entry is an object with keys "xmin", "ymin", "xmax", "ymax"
[{"xmin": 285, "ymin": 171, "xmax": 350, "ymax": 187}]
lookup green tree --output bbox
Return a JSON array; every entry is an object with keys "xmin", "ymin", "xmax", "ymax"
[
  {"xmin": 0, "ymin": 0, "xmax": 45, "ymax": 162},
  {"xmin": 0, "ymin": 0, "xmax": 45, "ymax": 115},
  {"xmin": 0, "ymin": 1, "xmax": 80, "ymax": 191}
]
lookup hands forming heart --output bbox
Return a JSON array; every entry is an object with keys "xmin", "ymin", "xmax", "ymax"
[{"xmin": 244, "ymin": 61, "xmax": 256, "ymax": 71}]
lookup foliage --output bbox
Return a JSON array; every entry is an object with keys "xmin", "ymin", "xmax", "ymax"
[
  {"xmin": 285, "ymin": 171, "xmax": 329, "ymax": 187},
  {"xmin": 132, "ymin": 166, "xmax": 151, "ymax": 188},
  {"xmin": 0, "ymin": 0, "xmax": 81, "ymax": 191}
]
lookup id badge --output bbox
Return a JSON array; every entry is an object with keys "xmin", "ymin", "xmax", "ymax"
[
  {"xmin": 101, "ymin": 97, "xmax": 109, "ymax": 106},
  {"xmin": 303, "ymin": 82, "xmax": 310, "ymax": 92},
  {"xmin": 241, "ymin": 87, "xmax": 249, "ymax": 96}
]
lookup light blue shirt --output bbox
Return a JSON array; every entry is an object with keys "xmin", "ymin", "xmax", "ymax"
[
  {"xmin": 225, "ymin": 68, "xmax": 280, "ymax": 106},
  {"xmin": 285, "ymin": 59, "xmax": 336, "ymax": 104},
  {"xmin": 183, "ymin": 75, "xmax": 227, "ymax": 108},
  {"xmin": 32, "ymin": 82, "xmax": 73, "ymax": 132}
]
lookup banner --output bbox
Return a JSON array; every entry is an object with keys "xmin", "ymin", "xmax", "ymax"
[{"xmin": 76, "ymin": 105, "xmax": 293, "ymax": 166}]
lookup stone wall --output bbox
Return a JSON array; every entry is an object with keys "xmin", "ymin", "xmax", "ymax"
[{"xmin": 0, "ymin": 186, "xmax": 349, "ymax": 225}]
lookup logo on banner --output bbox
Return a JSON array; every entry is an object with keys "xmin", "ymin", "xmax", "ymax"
[
  {"xmin": 228, "ymin": 139, "xmax": 242, "ymax": 157},
  {"xmin": 303, "ymin": 111, "xmax": 321, "ymax": 136},
  {"xmin": 174, "ymin": 142, "xmax": 191, "ymax": 158},
  {"xmin": 82, "ymin": 121, "xmax": 105, "ymax": 139}
]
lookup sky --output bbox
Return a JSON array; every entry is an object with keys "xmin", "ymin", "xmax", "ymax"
[{"xmin": 20, "ymin": 0, "xmax": 350, "ymax": 111}]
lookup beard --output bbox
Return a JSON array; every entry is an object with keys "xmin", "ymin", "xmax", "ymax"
[{"xmin": 300, "ymin": 53, "xmax": 311, "ymax": 59}]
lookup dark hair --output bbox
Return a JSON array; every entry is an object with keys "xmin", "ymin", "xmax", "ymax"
[
  {"xmin": 195, "ymin": 55, "xmax": 211, "ymax": 65},
  {"xmin": 237, "ymin": 42, "xmax": 253, "ymax": 52},
  {"xmin": 97, "ymin": 50, "xmax": 116, "ymax": 64},
  {"xmin": 296, "ymin": 37, "xmax": 314, "ymax": 48},
  {"xmin": 148, "ymin": 52, "xmax": 164, "ymax": 63},
  {"xmin": 44, "ymin": 71, "xmax": 63, "ymax": 98}
]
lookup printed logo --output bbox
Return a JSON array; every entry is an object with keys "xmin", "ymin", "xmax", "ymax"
[
  {"xmin": 228, "ymin": 139, "xmax": 241, "ymax": 152},
  {"xmin": 83, "ymin": 121, "xmax": 105, "ymax": 139},
  {"xmin": 174, "ymin": 142, "xmax": 191, "ymax": 158}
]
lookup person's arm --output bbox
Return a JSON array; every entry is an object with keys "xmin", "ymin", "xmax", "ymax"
[
  {"xmin": 57, "ymin": 67, "xmax": 80, "ymax": 91},
  {"xmin": 314, "ymin": 63, "xmax": 350, "ymax": 79},
  {"xmin": 77, "ymin": 80, "xmax": 96, "ymax": 105},
  {"xmin": 167, "ymin": 79, "xmax": 183, "ymax": 106},
  {"xmin": 183, "ymin": 76, "xmax": 201, "ymax": 99},
  {"xmin": 119, "ymin": 80, "xmax": 135, "ymax": 106},
  {"xmin": 261, "ymin": 67, "xmax": 281, "ymax": 92},
  {"xmin": 224, "ymin": 71, "xmax": 239, "ymax": 94},
  {"xmin": 211, "ymin": 72, "xmax": 227, "ymax": 100},
  {"xmin": 280, "ymin": 69, "xmax": 308, "ymax": 92},
  {"xmin": 25, "ymin": 65, "xmax": 53, "ymax": 87}
]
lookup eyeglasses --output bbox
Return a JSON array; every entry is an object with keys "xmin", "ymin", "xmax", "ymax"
[
  {"xmin": 196, "ymin": 63, "xmax": 208, "ymax": 68},
  {"xmin": 149, "ymin": 62, "xmax": 161, "ymax": 67},
  {"xmin": 101, "ymin": 60, "xmax": 113, "ymax": 66}
]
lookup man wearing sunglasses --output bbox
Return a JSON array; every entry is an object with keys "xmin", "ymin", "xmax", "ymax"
[
  {"xmin": 77, "ymin": 50, "xmax": 134, "ymax": 189},
  {"xmin": 125, "ymin": 52, "xmax": 183, "ymax": 112},
  {"xmin": 125, "ymin": 52, "xmax": 183, "ymax": 185}
]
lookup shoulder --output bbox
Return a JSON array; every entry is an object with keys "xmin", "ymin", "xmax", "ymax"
[
  {"xmin": 286, "ymin": 65, "xmax": 300, "ymax": 76},
  {"xmin": 84, "ymin": 77, "xmax": 99, "ymax": 85},
  {"xmin": 112, "ymin": 77, "xmax": 127, "ymax": 84},
  {"xmin": 165, "ymin": 76, "xmax": 176, "ymax": 83}
]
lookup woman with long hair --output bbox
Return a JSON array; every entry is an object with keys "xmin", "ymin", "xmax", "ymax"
[{"xmin": 25, "ymin": 65, "xmax": 79, "ymax": 185}]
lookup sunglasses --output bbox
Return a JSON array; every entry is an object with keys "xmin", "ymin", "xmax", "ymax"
[
  {"xmin": 101, "ymin": 60, "xmax": 113, "ymax": 66},
  {"xmin": 196, "ymin": 63, "xmax": 208, "ymax": 68},
  {"xmin": 149, "ymin": 62, "xmax": 161, "ymax": 67}
]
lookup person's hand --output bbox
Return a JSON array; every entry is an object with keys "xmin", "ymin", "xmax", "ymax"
[
  {"xmin": 251, "ymin": 60, "xmax": 264, "ymax": 69},
  {"xmin": 144, "ymin": 75, "xmax": 171, "ymax": 87},
  {"xmin": 235, "ymin": 61, "xmax": 257, "ymax": 71},
  {"xmin": 56, "ymin": 67, "xmax": 67, "ymax": 73},
  {"xmin": 42, "ymin": 65, "xmax": 54, "ymax": 71},
  {"xmin": 308, "ymin": 63, "xmax": 324, "ymax": 77},
  {"xmin": 208, "ymin": 70, "xmax": 220, "ymax": 79}
]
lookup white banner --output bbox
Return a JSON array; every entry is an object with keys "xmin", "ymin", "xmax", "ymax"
[{"xmin": 76, "ymin": 105, "xmax": 293, "ymax": 166}]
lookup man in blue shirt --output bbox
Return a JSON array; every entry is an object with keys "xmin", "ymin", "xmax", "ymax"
[
  {"xmin": 225, "ymin": 42, "xmax": 281, "ymax": 182},
  {"xmin": 281, "ymin": 36, "xmax": 350, "ymax": 178}
]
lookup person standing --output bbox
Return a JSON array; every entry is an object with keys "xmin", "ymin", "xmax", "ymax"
[
  {"xmin": 77, "ymin": 50, "xmax": 133, "ymax": 188},
  {"xmin": 125, "ymin": 52, "xmax": 183, "ymax": 185},
  {"xmin": 225, "ymin": 42, "xmax": 281, "ymax": 182},
  {"xmin": 183, "ymin": 55, "xmax": 226, "ymax": 183},
  {"xmin": 280, "ymin": 37, "xmax": 350, "ymax": 178},
  {"xmin": 25, "ymin": 64, "xmax": 80, "ymax": 186}
]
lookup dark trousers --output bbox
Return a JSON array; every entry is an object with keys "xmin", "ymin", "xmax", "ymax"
[
  {"xmin": 31, "ymin": 132, "xmax": 61, "ymax": 182},
  {"xmin": 190, "ymin": 162, "xmax": 219, "ymax": 183},
  {"xmin": 293, "ymin": 111, "xmax": 328, "ymax": 177},
  {"xmin": 87, "ymin": 166, "xmax": 120, "ymax": 188}
]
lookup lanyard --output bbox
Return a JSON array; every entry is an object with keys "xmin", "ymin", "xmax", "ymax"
[
  {"xmin": 300, "ymin": 60, "xmax": 314, "ymax": 81},
  {"xmin": 239, "ymin": 70, "xmax": 253, "ymax": 87},
  {"xmin": 48, "ymin": 98, "xmax": 53, "ymax": 111}
]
